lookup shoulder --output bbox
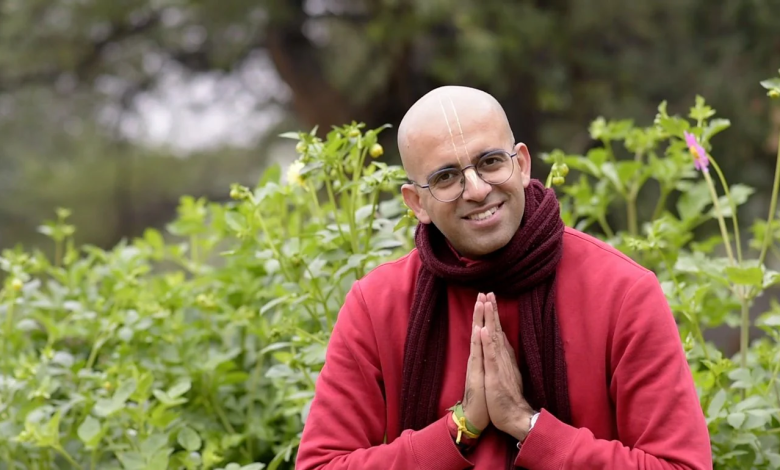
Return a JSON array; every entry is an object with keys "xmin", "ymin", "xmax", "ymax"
[{"xmin": 352, "ymin": 249, "xmax": 421, "ymax": 305}]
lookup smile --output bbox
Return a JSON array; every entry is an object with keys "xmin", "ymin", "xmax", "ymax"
[{"xmin": 463, "ymin": 203, "xmax": 503, "ymax": 222}]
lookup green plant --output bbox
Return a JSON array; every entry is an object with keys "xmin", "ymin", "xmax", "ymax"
[
  {"xmin": 0, "ymin": 123, "xmax": 411, "ymax": 469},
  {"xmin": 2, "ymin": 71, "xmax": 780, "ymax": 468},
  {"xmin": 540, "ymin": 69, "xmax": 780, "ymax": 468}
]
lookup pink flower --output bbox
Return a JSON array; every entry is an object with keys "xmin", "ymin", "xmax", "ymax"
[{"xmin": 684, "ymin": 131, "xmax": 710, "ymax": 172}]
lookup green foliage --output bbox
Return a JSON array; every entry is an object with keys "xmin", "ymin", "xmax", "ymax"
[
  {"xmin": 541, "ymin": 81, "xmax": 780, "ymax": 467},
  {"xmin": 2, "ymin": 81, "xmax": 780, "ymax": 468},
  {"xmin": 0, "ymin": 123, "xmax": 411, "ymax": 469}
]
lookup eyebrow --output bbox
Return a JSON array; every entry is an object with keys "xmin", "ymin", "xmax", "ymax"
[{"xmin": 426, "ymin": 148, "xmax": 505, "ymax": 177}]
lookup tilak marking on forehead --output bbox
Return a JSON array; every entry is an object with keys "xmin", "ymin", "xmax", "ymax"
[{"xmin": 438, "ymin": 95, "xmax": 478, "ymax": 188}]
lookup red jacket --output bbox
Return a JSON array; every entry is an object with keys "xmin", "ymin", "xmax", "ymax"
[{"xmin": 296, "ymin": 227, "xmax": 712, "ymax": 469}]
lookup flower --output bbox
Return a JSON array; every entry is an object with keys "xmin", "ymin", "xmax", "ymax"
[
  {"xmin": 369, "ymin": 143, "xmax": 384, "ymax": 158},
  {"xmin": 684, "ymin": 131, "xmax": 709, "ymax": 172},
  {"xmin": 286, "ymin": 159, "xmax": 306, "ymax": 187}
]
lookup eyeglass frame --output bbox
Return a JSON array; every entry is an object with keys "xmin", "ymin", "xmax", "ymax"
[{"xmin": 408, "ymin": 150, "xmax": 518, "ymax": 202}]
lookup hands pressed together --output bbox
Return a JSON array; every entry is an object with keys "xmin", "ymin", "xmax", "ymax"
[{"xmin": 461, "ymin": 293, "xmax": 536, "ymax": 442}]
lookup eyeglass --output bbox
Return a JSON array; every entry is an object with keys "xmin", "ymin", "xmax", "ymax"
[{"xmin": 410, "ymin": 150, "xmax": 518, "ymax": 202}]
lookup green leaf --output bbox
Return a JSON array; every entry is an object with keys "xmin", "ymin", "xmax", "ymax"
[
  {"xmin": 706, "ymin": 389, "xmax": 727, "ymax": 420},
  {"xmin": 167, "ymin": 379, "xmax": 191, "ymax": 399},
  {"xmin": 727, "ymin": 412, "xmax": 746, "ymax": 429},
  {"xmin": 278, "ymin": 132, "xmax": 301, "ymax": 140},
  {"xmin": 93, "ymin": 398, "xmax": 124, "ymax": 417},
  {"xmin": 242, "ymin": 464, "xmax": 266, "ymax": 470},
  {"xmin": 153, "ymin": 390, "xmax": 187, "ymax": 407},
  {"xmin": 266, "ymin": 443, "xmax": 294, "ymax": 470},
  {"xmin": 676, "ymin": 181, "xmax": 710, "ymax": 221},
  {"xmin": 724, "ymin": 267, "xmax": 764, "ymax": 287},
  {"xmin": 702, "ymin": 118, "xmax": 731, "ymax": 142},
  {"xmin": 114, "ymin": 379, "xmax": 137, "ymax": 405},
  {"xmin": 117, "ymin": 452, "xmax": 146, "ymax": 470},
  {"xmin": 224, "ymin": 212, "xmax": 245, "ymax": 233},
  {"xmin": 600, "ymin": 163, "xmax": 623, "ymax": 193},
  {"xmin": 77, "ymin": 416, "xmax": 101, "ymax": 447},
  {"xmin": 733, "ymin": 395, "xmax": 766, "ymax": 411},
  {"xmin": 260, "ymin": 163, "xmax": 282, "ymax": 186},
  {"xmin": 689, "ymin": 95, "xmax": 716, "ymax": 122},
  {"xmin": 143, "ymin": 228, "xmax": 164, "ymax": 250},
  {"xmin": 177, "ymin": 426, "xmax": 202, "ymax": 451},
  {"xmin": 140, "ymin": 433, "xmax": 169, "ymax": 456}
]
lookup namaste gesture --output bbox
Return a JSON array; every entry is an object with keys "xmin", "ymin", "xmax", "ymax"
[{"xmin": 463, "ymin": 292, "xmax": 536, "ymax": 441}]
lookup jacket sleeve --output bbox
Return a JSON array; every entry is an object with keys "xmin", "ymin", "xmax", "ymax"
[
  {"xmin": 515, "ymin": 271, "xmax": 712, "ymax": 470},
  {"xmin": 295, "ymin": 282, "xmax": 473, "ymax": 470}
]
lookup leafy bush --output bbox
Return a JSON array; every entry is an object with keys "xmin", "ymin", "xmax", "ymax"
[
  {"xmin": 1, "ymin": 71, "xmax": 780, "ymax": 469},
  {"xmin": 0, "ymin": 123, "xmax": 412, "ymax": 469}
]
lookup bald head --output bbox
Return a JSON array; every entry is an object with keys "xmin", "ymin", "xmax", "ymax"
[{"xmin": 397, "ymin": 86, "xmax": 513, "ymax": 180}]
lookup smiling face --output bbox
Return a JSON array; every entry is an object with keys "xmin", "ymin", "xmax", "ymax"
[{"xmin": 399, "ymin": 87, "xmax": 532, "ymax": 259}]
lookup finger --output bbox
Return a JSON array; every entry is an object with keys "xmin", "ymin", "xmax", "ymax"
[
  {"xmin": 472, "ymin": 325, "xmax": 484, "ymax": 375},
  {"xmin": 481, "ymin": 326, "xmax": 498, "ymax": 374},
  {"xmin": 473, "ymin": 293, "xmax": 486, "ymax": 329},
  {"xmin": 488, "ymin": 292, "xmax": 501, "ymax": 334},
  {"xmin": 484, "ymin": 295, "xmax": 495, "ymax": 335},
  {"xmin": 466, "ymin": 325, "xmax": 484, "ymax": 405},
  {"xmin": 503, "ymin": 332, "xmax": 519, "ymax": 367}
]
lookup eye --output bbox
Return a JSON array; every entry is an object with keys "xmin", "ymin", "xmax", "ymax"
[
  {"xmin": 430, "ymin": 170, "xmax": 460, "ymax": 187},
  {"xmin": 479, "ymin": 154, "xmax": 506, "ymax": 168}
]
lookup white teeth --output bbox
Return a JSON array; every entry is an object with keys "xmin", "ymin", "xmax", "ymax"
[{"xmin": 467, "ymin": 206, "xmax": 498, "ymax": 221}]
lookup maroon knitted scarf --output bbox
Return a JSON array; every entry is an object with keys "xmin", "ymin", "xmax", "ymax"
[{"xmin": 400, "ymin": 179, "xmax": 571, "ymax": 462}]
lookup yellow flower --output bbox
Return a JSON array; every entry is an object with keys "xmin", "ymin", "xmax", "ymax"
[
  {"xmin": 286, "ymin": 159, "xmax": 306, "ymax": 187},
  {"xmin": 369, "ymin": 144, "xmax": 384, "ymax": 158}
]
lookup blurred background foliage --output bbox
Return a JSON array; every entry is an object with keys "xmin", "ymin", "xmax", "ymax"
[{"xmin": 1, "ymin": 0, "xmax": 779, "ymax": 253}]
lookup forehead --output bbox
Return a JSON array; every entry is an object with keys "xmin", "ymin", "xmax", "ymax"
[{"xmin": 409, "ymin": 112, "xmax": 507, "ymax": 176}]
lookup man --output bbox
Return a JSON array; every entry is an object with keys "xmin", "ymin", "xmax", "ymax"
[{"xmin": 295, "ymin": 86, "xmax": 712, "ymax": 469}]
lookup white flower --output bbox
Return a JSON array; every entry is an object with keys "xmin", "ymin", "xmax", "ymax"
[{"xmin": 286, "ymin": 159, "xmax": 306, "ymax": 187}]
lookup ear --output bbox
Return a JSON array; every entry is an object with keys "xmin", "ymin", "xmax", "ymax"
[
  {"xmin": 514, "ymin": 142, "xmax": 533, "ymax": 188},
  {"xmin": 401, "ymin": 183, "xmax": 432, "ymax": 224}
]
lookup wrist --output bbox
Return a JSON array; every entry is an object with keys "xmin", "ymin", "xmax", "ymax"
[{"xmin": 509, "ymin": 408, "xmax": 538, "ymax": 442}]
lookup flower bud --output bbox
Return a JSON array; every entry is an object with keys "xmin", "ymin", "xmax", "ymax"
[
  {"xmin": 406, "ymin": 209, "xmax": 416, "ymax": 219},
  {"xmin": 229, "ymin": 188, "xmax": 242, "ymax": 200},
  {"xmin": 11, "ymin": 278, "xmax": 23, "ymax": 292},
  {"xmin": 369, "ymin": 143, "xmax": 384, "ymax": 158},
  {"xmin": 296, "ymin": 141, "xmax": 308, "ymax": 154},
  {"xmin": 348, "ymin": 129, "xmax": 361, "ymax": 138},
  {"xmin": 558, "ymin": 163, "xmax": 569, "ymax": 177},
  {"xmin": 769, "ymin": 89, "xmax": 780, "ymax": 99},
  {"xmin": 552, "ymin": 176, "xmax": 565, "ymax": 186}
]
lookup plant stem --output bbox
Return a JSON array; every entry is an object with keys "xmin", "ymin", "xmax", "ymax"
[
  {"xmin": 702, "ymin": 170, "xmax": 736, "ymax": 266},
  {"xmin": 708, "ymin": 158, "xmax": 743, "ymax": 264},
  {"xmin": 324, "ymin": 178, "xmax": 347, "ymax": 243},
  {"xmin": 740, "ymin": 298, "xmax": 750, "ymax": 368},
  {"xmin": 306, "ymin": 181, "xmax": 324, "ymax": 223},
  {"xmin": 545, "ymin": 171, "xmax": 553, "ymax": 188},
  {"xmin": 759, "ymin": 134, "xmax": 780, "ymax": 266},
  {"xmin": 54, "ymin": 446, "xmax": 84, "ymax": 470},
  {"xmin": 210, "ymin": 388, "xmax": 236, "ymax": 435},
  {"xmin": 86, "ymin": 336, "xmax": 106, "ymax": 370},
  {"xmin": 597, "ymin": 214, "xmax": 615, "ymax": 239},
  {"xmin": 626, "ymin": 196, "xmax": 638, "ymax": 236},
  {"xmin": 652, "ymin": 187, "xmax": 670, "ymax": 220},
  {"xmin": 246, "ymin": 350, "xmax": 264, "ymax": 459},
  {"xmin": 362, "ymin": 190, "xmax": 380, "ymax": 252},
  {"xmin": 659, "ymin": 250, "xmax": 711, "ymax": 362}
]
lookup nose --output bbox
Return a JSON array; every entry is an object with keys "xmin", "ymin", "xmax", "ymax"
[{"xmin": 461, "ymin": 168, "xmax": 492, "ymax": 202}]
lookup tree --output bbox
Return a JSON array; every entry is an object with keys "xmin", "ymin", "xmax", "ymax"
[{"xmin": 1, "ymin": 0, "xmax": 779, "ymax": 248}]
